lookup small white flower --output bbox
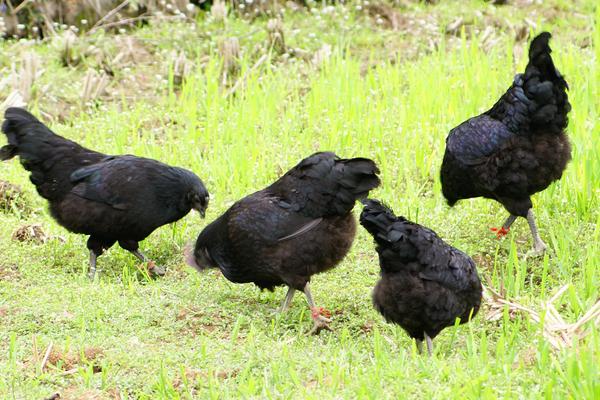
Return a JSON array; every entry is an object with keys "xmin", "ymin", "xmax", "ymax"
[{"xmin": 81, "ymin": 19, "xmax": 88, "ymax": 25}]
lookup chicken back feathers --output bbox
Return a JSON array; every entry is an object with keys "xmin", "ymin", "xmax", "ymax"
[
  {"xmin": 190, "ymin": 152, "xmax": 380, "ymax": 291},
  {"xmin": 360, "ymin": 199, "xmax": 482, "ymax": 341},
  {"xmin": 441, "ymin": 32, "xmax": 571, "ymax": 216}
]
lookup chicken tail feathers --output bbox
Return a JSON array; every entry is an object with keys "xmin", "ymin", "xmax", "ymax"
[
  {"xmin": 528, "ymin": 33, "xmax": 560, "ymax": 82},
  {"xmin": 1, "ymin": 108, "xmax": 41, "ymax": 160},
  {"xmin": 1, "ymin": 107, "xmax": 56, "ymax": 163},
  {"xmin": 275, "ymin": 152, "xmax": 381, "ymax": 217},
  {"xmin": 325, "ymin": 156, "xmax": 380, "ymax": 215},
  {"xmin": 486, "ymin": 32, "xmax": 570, "ymax": 136},
  {"xmin": 2, "ymin": 107, "xmax": 103, "ymax": 200},
  {"xmin": 337, "ymin": 157, "xmax": 381, "ymax": 199},
  {"xmin": 359, "ymin": 198, "xmax": 398, "ymax": 239},
  {"xmin": 523, "ymin": 31, "xmax": 571, "ymax": 133},
  {"xmin": 0, "ymin": 144, "xmax": 17, "ymax": 160},
  {"xmin": 360, "ymin": 199, "xmax": 420, "ymax": 264}
]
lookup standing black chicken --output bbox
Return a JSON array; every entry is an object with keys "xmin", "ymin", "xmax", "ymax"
[
  {"xmin": 1, "ymin": 107, "xmax": 209, "ymax": 279},
  {"xmin": 360, "ymin": 199, "xmax": 482, "ymax": 355},
  {"xmin": 440, "ymin": 32, "xmax": 571, "ymax": 255},
  {"xmin": 187, "ymin": 152, "xmax": 380, "ymax": 334}
]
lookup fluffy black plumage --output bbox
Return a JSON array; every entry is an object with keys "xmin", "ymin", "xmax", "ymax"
[
  {"xmin": 1, "ymin": 107, "xmax": 209, "ymax": 278},
  {"xmin": 188, "ymin": 152, "xmax": 380, "ymax": 333},
  {"xmin": 440, "ymin": 32, "xmax": 571, "ymax": 255},
  {"xmin": 360, "ymin": 199, "xmax": 482, "ymax": 354}
]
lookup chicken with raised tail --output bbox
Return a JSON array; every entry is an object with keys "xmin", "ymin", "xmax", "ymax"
[{"xmin": 440, "ymin": 32, "xmax": 571, "ymax": 256}]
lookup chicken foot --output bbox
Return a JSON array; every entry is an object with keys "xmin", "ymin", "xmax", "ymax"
[
  {"xmin": 303, "ymin": 282, "xmax": 332, "ymax": 335},
  {"xmin": 130, "ymin": 249, "xmax": 166, "ymax": 276},
  {"xmin": 491, "ymin": 214, "xmax": 517, "ymax": 238}
]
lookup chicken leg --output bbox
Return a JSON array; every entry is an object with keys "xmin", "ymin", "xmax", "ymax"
[
  {"xmin": 278, "ymin": 287, "xmax": 296, "ymax": 313},
  {"xmin": 303, "ymin": 282, "xmax": 331, "ymax": 335},
  {"xmin": 415, "ymin": 333, "xmax": 433, "ymax": 356},
  {"xmin": 88, "ymin": 250, "xmax": 99, "ymax": 280},
  {"xmin": 526, "ymin": 209, "xmax": 547, "ymax": 256},
  {"xmin": 130, "ymin": 249, "xmax": 166, "ymax": 276},
  {"xmin": 424, "ymin": 332, "xmax": 434, "ymax": 356}
]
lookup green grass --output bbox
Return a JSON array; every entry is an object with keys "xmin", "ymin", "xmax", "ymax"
[{"xmin": 0, "ymin": 1, "xmax": 598, "ymax": 398}]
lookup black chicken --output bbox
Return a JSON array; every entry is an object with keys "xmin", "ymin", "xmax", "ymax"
[
  {"xmin": 1, "ymin": 107, "xmax": 209, "ymax": 279},
  {"xmin": 187, "ymin": 152, "xmax": 380, "ymax": 334},
  {"xmin": 440, "ymin": 32, "xmax": 571, "ymax": 255},
  {"xmin": 360, "ymin": 199, "xmax": 482, "ymax": 355}
]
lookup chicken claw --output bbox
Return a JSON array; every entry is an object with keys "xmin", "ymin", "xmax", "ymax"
[{"xmin": 307, "ymin": 308, "xmax": 332, "ymax": 335}]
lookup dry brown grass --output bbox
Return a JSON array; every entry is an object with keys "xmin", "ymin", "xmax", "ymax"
[
  {"xmin": 484, "ymin": 279, "xmax": 600, "ymax": 351},
  {"xmin": 12, "ymin": 223, "xmax": 48, "ymax": 244},
  {"xmin": 30, "ymin": 341, "xmax": 105, "ymax": 375},
  {"xmin": 219, "ymin": 36, "xmax": 241, "ymax": 87},
  {"xmin": 266, "ymin": 18, "xmax": 286, "ymax": 54}
]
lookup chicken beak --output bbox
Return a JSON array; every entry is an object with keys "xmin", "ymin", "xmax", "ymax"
[{"xmin": 192, "ymin": 202, "xmax": 206, "ymax": 218}]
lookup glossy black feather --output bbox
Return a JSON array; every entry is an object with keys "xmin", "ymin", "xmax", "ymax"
[
  {"xmin": 1, "ymin": 107, "xmax": 208, "ymax": 255},
  {"xmin": 190, "ymin": 152, "xmax": 380, "ymax": 291},
  {"xmin": 441, "ymin": 32, "xmax": 571, "ymax": 216},
  {"xmin": 360, "ymin": 199, "xmax": 482, "ymax": 341}
]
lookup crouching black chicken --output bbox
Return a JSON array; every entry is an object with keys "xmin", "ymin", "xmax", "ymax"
[{"xmin": 360, "ymin": 199, "xmax": 482, "ymax": 355}]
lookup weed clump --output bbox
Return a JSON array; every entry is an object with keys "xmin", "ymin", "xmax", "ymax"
[
  {"xmin": 0, "ymin": 180, "xmax": 30, "ymax": 215},
  {"xmin": 12, "ymin": 224, "xmax": 47, "ymax": 244},
  {"xmin": 32, "ymin": 345, "xmax": 105, "ymax": 375},
  {"xmin": 266, "ymin": 18, "xmax": 286, "ymax": 55},
  {"xmin": 219, "ymin": 37, "xmax": 241, "ymax": 87}
]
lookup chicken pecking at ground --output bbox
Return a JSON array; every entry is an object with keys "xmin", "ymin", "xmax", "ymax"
[
  {"xmin": 440, "ymin": 32, "xmax": 571, "ymax": 256},
  {"xmin": 360, "ymin": 199, "xmax": 482, "ymax": 355},
  {"xmin": 1, "ymin": 107, "xmax": 209, "ymax": 279},
  {"xmin": 187, "ymin": 152, "xmax": 380, "ymax": 334}
]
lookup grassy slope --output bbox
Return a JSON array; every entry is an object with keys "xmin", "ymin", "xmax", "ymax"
[{"xmin": 0, "ymin": 1, "xmax": 598, "ymax": 398}]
